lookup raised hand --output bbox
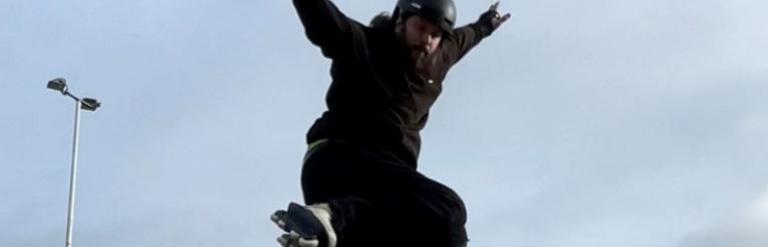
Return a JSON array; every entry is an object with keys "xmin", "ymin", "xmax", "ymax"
[{"xmin": 487, "ymin": 1, "xmax": 512, "ymax": 29}]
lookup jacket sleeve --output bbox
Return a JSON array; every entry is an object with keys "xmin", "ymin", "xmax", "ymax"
[
  {"xmin": 443, "ymin": 22, "xmax": 494, "ymax": 65},
  {"xmin": 292, "ymin": 0, "xmax": 355, "ymax": 58}
]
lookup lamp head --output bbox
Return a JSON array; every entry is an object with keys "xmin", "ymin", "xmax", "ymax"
[
  {"xmin": 47, "ymin": 78, "xmax": 68, "ymax": 94},
  {"xmin": 81, "ymin": 98, "xmax": 101, "ymax": 111}
]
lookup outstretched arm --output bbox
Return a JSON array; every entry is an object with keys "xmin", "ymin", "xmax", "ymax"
[
  {"xmin": 292, "ymin": 0, "xmax": 355, "ymax": 57},
  {"xmin": 445, "ymin": 1, "xmax": 512, "ymax": 64}
]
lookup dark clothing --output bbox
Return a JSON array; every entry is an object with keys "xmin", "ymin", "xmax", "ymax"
[
  {"xmin": 292, "ymin": 0, "xmax": 492, "ymax": 246},
  {"xmin": 302, "ymin": 140, "xmax": 468, "ymax": 247},
  {"xmin": 293, "ymin": 0, "xmax": 492, "ymax": 167}
]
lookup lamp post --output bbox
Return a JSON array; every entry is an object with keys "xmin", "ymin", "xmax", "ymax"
[{"xmin": 47, "ymin": 78, "xmax": 100, "ymax": 247}]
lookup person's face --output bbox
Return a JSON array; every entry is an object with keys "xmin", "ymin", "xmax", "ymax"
[{"xmin": 402, "ymin": 15, "xmax": 443, "ymax": 58}]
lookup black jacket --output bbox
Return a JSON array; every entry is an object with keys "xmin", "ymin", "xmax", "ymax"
[{"xmin": 293, "ymin": 0, "xmax": 493, "ymax": 167}]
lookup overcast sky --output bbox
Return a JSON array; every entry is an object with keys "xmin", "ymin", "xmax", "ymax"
[{"xmin": 2, "ymin": 0, "xmax": 767, "ymax": 246}]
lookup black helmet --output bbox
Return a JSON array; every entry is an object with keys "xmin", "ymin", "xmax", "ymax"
[{"xmin": 396, "ymin": 0, "xmax": 456, "ymax": 33}]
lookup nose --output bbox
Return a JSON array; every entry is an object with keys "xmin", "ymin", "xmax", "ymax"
[
  {"xmin": 422, "ymin": 34, "xmax": 437, "ymax": 47},
  {"xmin": 420, "ymin": 34, "xmax": 431, "ymax": 44}
]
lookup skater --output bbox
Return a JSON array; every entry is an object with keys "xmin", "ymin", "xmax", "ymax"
[{"xmin": 272, "ymin": 0, "xmax": 511, "ymax": 246}]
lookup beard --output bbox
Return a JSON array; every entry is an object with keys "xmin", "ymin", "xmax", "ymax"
[
  {"xmin": 410, "ymin": 46, "xmax": 429, "ymax": 64},
  {"xmin": 410, "ymin": 47, "xmax": 437, "ymax": 70}
]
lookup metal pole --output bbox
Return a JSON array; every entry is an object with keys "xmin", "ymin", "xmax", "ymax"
[{"xmin": 65, "ymin": 100, "xmax": 82, "ymax": 247}]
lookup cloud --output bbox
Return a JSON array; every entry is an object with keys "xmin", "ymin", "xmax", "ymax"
[{"xmin": 679, "ymin": 188, "xmax": 768, "ymax": 247}]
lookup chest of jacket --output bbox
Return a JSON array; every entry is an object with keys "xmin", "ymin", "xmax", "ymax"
[{"xmin": 329, "ymin": 25, "xmax": 450, "ymax": 124}]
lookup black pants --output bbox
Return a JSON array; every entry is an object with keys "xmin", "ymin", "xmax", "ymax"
[{"xmin": 301, "ymin": 139, "xmax": 468, "ymax": 247}]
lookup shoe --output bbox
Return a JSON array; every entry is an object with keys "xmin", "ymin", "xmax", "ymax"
[{"xmin": 271, "ymin": 202, "xmax": 337, "ymax": 247}]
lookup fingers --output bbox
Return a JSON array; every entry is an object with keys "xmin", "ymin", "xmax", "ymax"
[
  {"xmin": 490, "ymin": 1, "xmax": 500, "ymax": 11},
  {"xmin": 489, "ymin": 13, "xmax": 512, "ymax": 29},
  {"xmin": 499, "ymin": 13, "xmax": 512, "ymax": 23},
  {"xmin": 489, "ymin": 1, "xmax": 512, "ymax": 23}
]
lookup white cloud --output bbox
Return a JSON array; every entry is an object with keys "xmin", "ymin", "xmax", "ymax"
[
  {"xmin": 748, "ymin": 189, "xmax": 768, "ymax": 223},
  {"xmin": 679, "ymin": 188, "xmax": 768, "ymax": 247}
]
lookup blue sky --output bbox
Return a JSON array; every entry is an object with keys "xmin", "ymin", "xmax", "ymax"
[{"xmin": 2, "ymin": 0, "xmax": 767, "ymax": 246}]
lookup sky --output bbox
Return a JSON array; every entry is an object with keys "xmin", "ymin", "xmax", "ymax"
[{"xmin": 1, "ymin": 0, "xmax": 767, "ymax": 246}]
